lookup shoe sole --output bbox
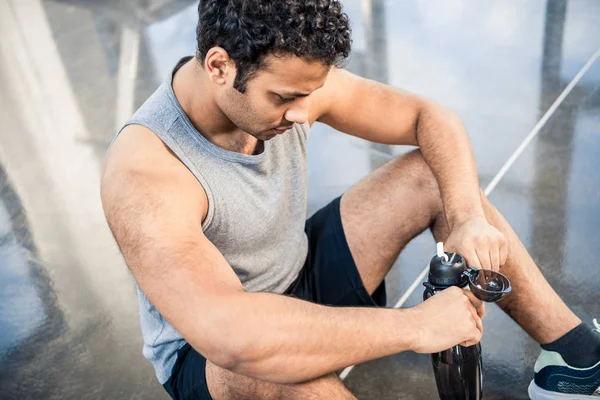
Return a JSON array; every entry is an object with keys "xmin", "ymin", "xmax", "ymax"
[{"xmin": 528, "ymin": 380, "xmax": 599, "ymax": 399}]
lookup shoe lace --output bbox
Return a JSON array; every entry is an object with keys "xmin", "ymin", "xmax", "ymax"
[{"xmin": 594, "ymin": 318, "xmax": 600, "ymax": 333}]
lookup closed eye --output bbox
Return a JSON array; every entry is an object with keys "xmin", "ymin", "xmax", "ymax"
[{"xmin": 277, "ymin": 94, "xmax": 295, "ymax": 103}]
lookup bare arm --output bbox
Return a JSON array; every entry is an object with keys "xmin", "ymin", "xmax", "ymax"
[
  {"xmin": 312, "ymin": 69, "xmax": 507, "ymax": 270},
  {"xmin": 312, "ymin": 68, "xmax": 484, "ymax": 228},
  {"xmin": 101, "ymin": 125, "xmax": 482, "ymax": 384}
]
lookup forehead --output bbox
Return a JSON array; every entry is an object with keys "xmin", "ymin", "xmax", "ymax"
[{"xmin": 254, "ymin": 54, "xmax": 331, "ymax": 90}]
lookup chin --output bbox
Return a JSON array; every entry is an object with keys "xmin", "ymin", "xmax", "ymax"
[
  {"xmin": 259, "ymin": 134, "xmax": 277, "ymax": 141},
  {"xmin": 255, "ymin": 130, "xmax": 275, "ymax": 140}
]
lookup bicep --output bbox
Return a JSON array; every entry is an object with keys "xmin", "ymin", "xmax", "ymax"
[
  {"xmin": 101, "ymin": 129, "xmax": 244, "ymax": 358},
  {"xmin": 101, "ymin": 160, "xmax": 243, "ymax": 296},
  {"xmin": 311, "ymin": 68, "xmax": 425, "ymax": 146}
]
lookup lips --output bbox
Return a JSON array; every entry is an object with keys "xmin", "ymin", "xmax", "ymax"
[{"xmin": 274, "ymin": 126, "xmax": 292, "ymax": 134}]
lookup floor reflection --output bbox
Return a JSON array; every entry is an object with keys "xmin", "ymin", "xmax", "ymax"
[
  {"xmin": 0, "ymin": 167, "xmax": 65, "ymax": 368},
  {"xmin": 0, "ymin": 0, "xmax": 599, "ymax": 399},
  {"xmin": 362, "ymin": 0, "xmax": 395, "ymax": 170}
]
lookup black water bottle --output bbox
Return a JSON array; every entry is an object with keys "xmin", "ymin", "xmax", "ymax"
[{"xmin": 423, "ymin": 243, "xmax": 511, "ymax": 400}]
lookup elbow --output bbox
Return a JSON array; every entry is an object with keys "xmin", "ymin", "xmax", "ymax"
[
  {"xmin": 195, "ymin": 295, "xmax": 283, "ymax": 380},
  {"xmin": 416, "ymin": 101, "xmax": 464, "ymax": 144},
  {"xmin": 421, "ymin": 100, "xmax": 462, "ymax": 123},
  {"xmin": 198, "ymin": 337, "xmax": 246, "ymax": 371},
  {"xmin": 200, "ymin": 327, "xmax": 249, "ymax": 371},
  {"xmin": 208, "ymin": 347, "xmax": 240, "ymax": 371},
  {"xmin": 210, "ymin": 342, "xmax": 309, "ymax": 384},
  {"xmin": 199, "ymin": 317, "xmax": 258, "ymax": 373},
  {"xmin": 207, "ymin": 336, "xmax": 280, "ymax": 381},
  {"xmin": 219, "ymin": 337, "xmax": 262, "ymax": 375}
]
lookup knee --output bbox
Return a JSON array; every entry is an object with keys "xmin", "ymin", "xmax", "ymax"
[
  {"xmin": 290, "ymin": 374, "xmax": 357, "ymax": 399},
  {"xmin": 206, "ymin": 361, "xmax": 356, "ymax": 400},
  {"xmin": 395, "ymin": 149, "xmax": 439, "ymax": 197}
]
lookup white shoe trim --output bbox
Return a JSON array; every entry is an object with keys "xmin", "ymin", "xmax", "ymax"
[
  {"xmin": 528, "ymin": 380, "xmax": 600, "ymax": 399},
  {"xmin": 534, "ymin": 350, "xmax": 600, "ymax": 373},
  {"xmin": 534, "ymin": 350, "xmax": 569, "ymax": 373}
]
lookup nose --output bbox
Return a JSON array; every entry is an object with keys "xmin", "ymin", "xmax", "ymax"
[{"xmin": 284, "ymin": 97, "xmax": 309, "ymax": 125}]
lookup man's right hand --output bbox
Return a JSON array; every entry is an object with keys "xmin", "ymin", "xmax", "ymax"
[{"xmin": 408, "ymin": 286, "xmax": 486, "ymax": 354}]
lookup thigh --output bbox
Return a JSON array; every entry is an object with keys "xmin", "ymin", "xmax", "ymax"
[
  {"xmin": 206, "ymin": 359, "xmax": 356, "ymax": 400},
  {"xmin": 340, "ymin": 149, "xmax": 445, "ymax": 294},
  {"xmin": 164, "ymin": 344, "xmax": 356, "ymax": 400},
  {"xmin": 292, "ymin": 196, "xmax": 386, "ymax": 307}
]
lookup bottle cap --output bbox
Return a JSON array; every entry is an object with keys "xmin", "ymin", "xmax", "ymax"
[{"xmin": 427, "ymin": 250, "xmax": 468, "ymax": 287}]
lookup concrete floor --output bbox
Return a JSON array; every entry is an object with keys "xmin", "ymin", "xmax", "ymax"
[{"xmin": 0, "ymin": 0, "xmax": 599, "ymax": 399}]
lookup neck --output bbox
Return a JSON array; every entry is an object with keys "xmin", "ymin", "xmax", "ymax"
[{"xmin": 172, "ymin": 59, "xmax": 260, "ymax": 155}]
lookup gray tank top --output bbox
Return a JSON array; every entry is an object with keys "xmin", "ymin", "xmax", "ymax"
[{"xmin": 117, "ymin": 57, "xmax": 309, "ymax": 384}]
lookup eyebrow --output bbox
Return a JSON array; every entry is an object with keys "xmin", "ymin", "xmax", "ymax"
[{"xmin": 275, "ymin": 82, "xmax": 325, "ymax": 98}]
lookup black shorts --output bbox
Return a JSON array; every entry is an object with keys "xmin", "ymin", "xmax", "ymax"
[{"xmin": 163, "ymin": 196, "xmax": 386, "ymax": 400}]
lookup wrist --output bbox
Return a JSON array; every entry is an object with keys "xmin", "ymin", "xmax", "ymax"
[
  {"xmin": 447, "ymin": 210, "xmax": 485, "ymax": 230},
  {"xmin": 399, "ymin": 307, "xmax": 423, "ymax": 353}
]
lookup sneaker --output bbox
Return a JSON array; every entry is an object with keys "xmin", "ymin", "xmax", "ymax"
[{"xmin": 528, "ymin": 319, "xmax": 600, "ymax": 399}]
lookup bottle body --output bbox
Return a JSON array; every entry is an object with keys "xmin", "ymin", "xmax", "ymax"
[
  {"xmin": 431, "ymin": 344, "xmax": 482, "ymax": 400},
  {"xmin": 424, "ymin": 269, "xmax": 483, "ymax": 400},
  {"xmin": 424, "ymin": 246, "xmax": 511, "ymax": 399}
]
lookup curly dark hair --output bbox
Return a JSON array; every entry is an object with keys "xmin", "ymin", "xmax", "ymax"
[{"xmin": 196, "ymin": 0, "xmax": 352, "ymax": 93}]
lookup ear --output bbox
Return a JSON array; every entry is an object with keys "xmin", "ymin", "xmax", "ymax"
[{"xmin": 204, "ymin": 47, "xmax": 234, "ymax": 85}]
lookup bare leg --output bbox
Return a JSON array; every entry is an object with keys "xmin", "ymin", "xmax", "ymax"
[
  {"xmin": 340, "ymin": 149, "xmax": 580, "ymax": 344},
  {"xmin": 478, "ymin": 189, "xmax": 581, "ymax": 343},
  {"xmin": 341, "ymin": 150, "xmax": 449, "ymax": 294},
  {"xmin": 206, "ymin": 360, "xmax": 356, "ymax": 400}
]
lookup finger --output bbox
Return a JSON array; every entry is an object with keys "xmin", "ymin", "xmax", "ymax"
[
  {"xmin": 464, "ymin": 249, "xmax": 481, "ymax": 270},
  {"xmin": 464, "ymin": 290, "xmax": 486, "ymax": 319},
  {"xmin": 469, "ymin": 320, "xmax": 483, "ymax": 345},
  {"xmin": 463, "ymin": 289, "xmax": 483, "ymax": 308},
  {"xmin": 476, "ymin": 247, "xmax": 494, "ymax": 284},
  {"xmin": 476, "ymin": 247, "xmax": 491, "ymax": 271},
  {"xmin": 463, "ymin": 333, "xmax": 482, "ymax": 347},
  {"xmin": 462, "ymin": 324, "xmax": 483, "ymax": 347},
  {"xmin": 497, "ymin": 245, "xmax": 503, "ymax": 271},
  {"xmin": 474, "ymin": 300, "xmax": 486, "ymax": 320},
  {"xmin": 500, "ymin": 237, "xmax": 508, "ymax": 266},
  {"xmin": 490, "ymin": 246, "xmax": 500, "ymax": 272},
  {"xmin": 459, "ymin": 288, "xmax": 477, "ymax": 323},
  {"xmin": 465, "ymin": 300, "xmax": 483, "ymax": 333},
  {"xmin": 474, "ymin": 316, "xmax": 483, "ymax": 338}
]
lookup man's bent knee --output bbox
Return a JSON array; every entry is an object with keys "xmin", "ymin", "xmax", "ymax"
[
  {"xmin": 206, "ymin": 360, "xmax": 356, "ymax": 400},
  {"xmin": 397, "ymin": 149, "xmax": 438, "ymax": 193},
  {"xmin": 387, "ymin": 150, "xmax": 441, "ymax": 215}
]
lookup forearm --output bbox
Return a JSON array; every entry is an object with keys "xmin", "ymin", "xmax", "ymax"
[
  {"xmin": 416, "ymin": 102, "xmax": 484, "ymax": 228},
  {"xmin": 130, "ymin": 235, "xmax": 416, "ymax": 384},
  {"xmin": 208, "ymin": 292, "xmax": 416, "ymax": 384}
]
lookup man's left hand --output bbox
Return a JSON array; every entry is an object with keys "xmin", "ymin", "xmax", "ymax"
[{"xmin": 444, "ymin": 216, "xmax": 508, "ymax": 271}]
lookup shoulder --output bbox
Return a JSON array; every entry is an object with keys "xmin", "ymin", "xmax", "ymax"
[
  {"xmin": 308, "ymin": 68, "xmax": 363, "ymax": 126},
  {"xmin": 101, "ymin": 124, "xmax": 208, "ymax": 226}
]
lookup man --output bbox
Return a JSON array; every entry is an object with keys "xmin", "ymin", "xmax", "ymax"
[{"xmin": 100, "ymin": 1, "xmax": 600, "ymax": 399}]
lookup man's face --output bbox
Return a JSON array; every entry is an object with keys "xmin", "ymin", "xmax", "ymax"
[{"xmin": 217, "ymin": 55, "xmax": 330, "ymax": 141}]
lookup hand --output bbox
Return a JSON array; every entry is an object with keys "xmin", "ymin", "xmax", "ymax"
[
  {"xmin": 445, "ymin": 216, "xmax": 507, "ymax": 271},
  {"xmin": 408, "ymin": 286, "xmax": 486, "ymax": 353}
]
